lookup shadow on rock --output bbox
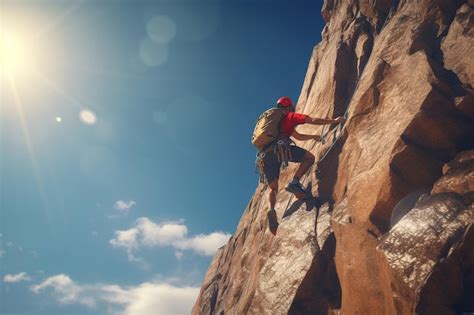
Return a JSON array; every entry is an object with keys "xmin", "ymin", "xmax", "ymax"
[
  {"xmin": 282, "ymin": 198, "xmax": 319, "ymax": 219},
  {"xmin": 282, "ymin": 199, "xmax": 305, "ymax": 219}
]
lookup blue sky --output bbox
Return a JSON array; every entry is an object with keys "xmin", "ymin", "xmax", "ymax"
[{"xmin": 0, "ymin": 1, "xmax": 324, "ymax": 314}]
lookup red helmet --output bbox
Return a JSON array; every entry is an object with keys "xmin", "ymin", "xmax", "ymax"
[{"xmin": 276, "ymin": 96, "xmax": 293, "ymax": 108}]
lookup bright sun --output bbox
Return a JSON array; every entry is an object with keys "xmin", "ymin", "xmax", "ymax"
[{"xmin": 0, "ymin": 31, "xmax": 33, "ymax": 76}]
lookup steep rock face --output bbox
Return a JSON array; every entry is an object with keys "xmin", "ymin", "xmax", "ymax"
[{"xmin": 193, "ymin": 0, "xmax": 474, "ymax": 314}]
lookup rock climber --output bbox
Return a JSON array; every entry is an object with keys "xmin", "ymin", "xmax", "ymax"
[{"xmin": 252, "ymin": 96, "xmax": 345, "ymax": 230}]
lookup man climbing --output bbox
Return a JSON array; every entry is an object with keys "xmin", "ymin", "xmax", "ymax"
[{"xmin": 252, "ymin": 96, "xmax": 345, "ymax": 232}]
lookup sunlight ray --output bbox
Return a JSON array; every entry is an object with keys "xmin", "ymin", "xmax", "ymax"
[
  {"xmin": 33, "ymin": 0, "xmax": 87, "ymax": 42},
  {"xmin": 33, "ymin": 68, "xmax": 88, "ymax": 109},
  {"xmin": 7, "ymin": 73, "xmax": 54, "ymax": 229},
  {"xmin": 62, "ymin": 63, "xmax": 141, "ymax": 80}
]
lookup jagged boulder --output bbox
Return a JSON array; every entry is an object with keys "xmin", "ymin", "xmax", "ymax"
[{"xmin": 379, "ymin": 150, "xmax": 474, "ymax": 313}]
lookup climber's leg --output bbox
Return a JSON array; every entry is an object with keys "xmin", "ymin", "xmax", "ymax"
[
  {"xmin": 293, "ymin": 149, "xmax": 315, "ymax": 180},
  {"xmin": 268, "ymin": 178, "xmax": 278, "ymax": 210}
]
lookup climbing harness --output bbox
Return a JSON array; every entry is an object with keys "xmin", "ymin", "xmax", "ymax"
[
  {"xmin": 255, "ymin": 151, "xmax": 266, "ymax": 183},
  {"xmin": 275, "ymin": 138, "xmax": 293, "ymax": 166},
  {"xmin": 255, "ymin": 138, "xmax": 294, "ymax": 184}
]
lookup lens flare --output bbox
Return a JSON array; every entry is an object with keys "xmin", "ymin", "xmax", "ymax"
[
  {"xmin": 79, "ymin": 109, "xmax": 97, "ymax": 125},
  {"xmin": 147, "ymin": 15, "xmax": 176, "ymax": 43}
]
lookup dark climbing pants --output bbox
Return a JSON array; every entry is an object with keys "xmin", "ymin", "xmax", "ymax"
[{"xmin": 263, "ymin": 145, "xmax": 308, "ymax": 184}]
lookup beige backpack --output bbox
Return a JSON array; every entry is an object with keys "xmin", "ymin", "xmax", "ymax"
[{"xmin": 251, "ymin": 107, "xmax": 286, "ymax": 150}]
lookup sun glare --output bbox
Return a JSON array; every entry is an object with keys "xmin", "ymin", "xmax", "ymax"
[{"xmin": 0, "ymin": 31, "xmax": 33, "ymax": 76}]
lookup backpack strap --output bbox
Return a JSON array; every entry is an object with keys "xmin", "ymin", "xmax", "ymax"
[
  {"xmin": 261, "ymin": 139, "xmax": 277, "ymax": 152},
  {"xmin": 276, "ymin": 108, "xmax": 286, "ymax": 139}
]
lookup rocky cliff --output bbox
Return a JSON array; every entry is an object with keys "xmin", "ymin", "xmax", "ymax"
[{"xmin": 193, "ymin": 0, "xmax": 474, "ymax": 314}]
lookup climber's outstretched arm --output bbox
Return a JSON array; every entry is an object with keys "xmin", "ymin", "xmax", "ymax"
[
  {"xmin": 305, "ymin": 116, "xmax": 345, "ymax": 125},
  {"xmin": 291, "ymin": 131, "xmax": 321, "ymax": 141}
]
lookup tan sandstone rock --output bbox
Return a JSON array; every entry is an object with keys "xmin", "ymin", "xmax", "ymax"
[{"xmin": 193, "ymin": 1, "xmax": 474, "ymax": 314}]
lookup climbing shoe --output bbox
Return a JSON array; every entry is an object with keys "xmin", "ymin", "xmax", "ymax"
[
  {"xmin": 285, "ymin": 181, "xmax": 307, "ymax": 196},
  {"xmin": 267, "ymin": 209, "xmax": 278, "ymax": 234}
]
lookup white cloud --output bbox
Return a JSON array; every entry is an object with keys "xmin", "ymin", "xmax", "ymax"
[
  {"xmin": 136, "ymin": 218, "xmax": 187, "ymax": 246},
  {"xmin": 114, "ymin": 200, "xmax": 136, "ymax": 213},
  {"xmin": 0, "ymin": 249, "xmax": 5, "ymax": 258},
  {"xmin": 110, "ymin": 228, "xmax": 139, "ymax": 250},
  {"xmin": 101, "ymin": 282, "xmax": 199, "ymax": 315},
  {"xmin": 109, "ymin": 200, "xmax": 137, "ymax": 219},
  {"xmin": 110, "ymin": 228, "xmax": 140, "ymax": 261},
  {"xmin": 175, "ymin": 232, "xmax": 232, "ymax": 256},
  {"xmin": 31, "ymin": 274, "xmax": 199, "ymax": 315},
  {"xmin": 4, "ymin": 272, "xmax": 31, "ymax": 283},
  {"xmin": 31, "ymin": 274, "xmax": 95, "ymax": 307},
  {"xmin": 110, "ymin": 217, "xmax": 230, "ymax": 260}
]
